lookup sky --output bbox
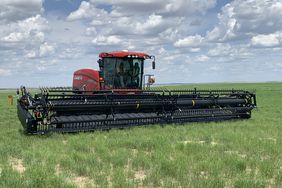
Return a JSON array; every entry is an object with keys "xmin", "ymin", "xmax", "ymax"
[{"xmin": 0, "ymin": 0, "xmax": 282, "ymax": 88}]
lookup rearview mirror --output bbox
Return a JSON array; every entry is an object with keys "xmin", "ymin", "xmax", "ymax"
[
  {"xmin": 97, "ymin": 59, "xmax": 103, "ymax": 67},
  {"xmin": 152, "ymin": 61, "xmax": 155, "ymax": 69}
]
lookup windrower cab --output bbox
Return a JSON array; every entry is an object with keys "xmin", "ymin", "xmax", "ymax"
[{"xmin": 73, "ymin": 51, "xmax": 156, "ymax": 92}]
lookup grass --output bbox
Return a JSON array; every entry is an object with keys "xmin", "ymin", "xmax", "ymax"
[{"xmin": 0, "ymin": 82, "xmax": 282, "ymax": 187}]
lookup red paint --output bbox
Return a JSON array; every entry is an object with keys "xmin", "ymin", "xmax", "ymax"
[
  {"xmin": 73, "ymin": 69, "xmax": 100, "ymax": 92},
  {"xmin": 99, "ymin": 51, "xmax": 150, "ymax": 58}
]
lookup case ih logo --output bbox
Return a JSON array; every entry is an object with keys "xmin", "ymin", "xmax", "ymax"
[{"xmin": 74, "ymin": 75, "xmax": 82, "ymax": 80}]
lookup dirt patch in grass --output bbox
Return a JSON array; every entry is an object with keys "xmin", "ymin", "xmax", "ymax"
[
  {"xmin": 125, "ymin": 158, "xmax": 132, "ymax": 173},
  {"xmin": 224, "ymin": 150, "xmax": 247, "ymax": 158},
  {"xmin": 107, "ymin": 163, "xmax": 113, "ymax": 187},
  {"xmin": 131, "ymin": 149, "xmax": 138, "ymax": 157},
  {"xmin": 260, "ymin": 155, "xmax": 270, "ymax": 161},
  {"xmin": 55, "ymin": 164, "xmax": 92, "ymax": 187},
  {"xmin": 65, "ymin": 175, "xmax": 91, "ymax": 188},
  {"xmin": 72, "ymin": 176, "xmax": 88, "ymax": 188},
  {"xmin": 181, "ymin": 140, "xmax": 219, "ymax": 146},
  {"xmin": 245, "ymin": 166, "xmax": 260, "ymax": 176},
  {"xmin": 182, "ymin": 140, "xmax": 205, "ymax": 144},
  {"xmin": 9, "ymin": 158, "xmax": 25, "ymax": 174},
  {"xmin": 255, "ymin": 167, "xmax": 259, "ymax": 176},
  {"xmin": 246, "ymin": 166, "xmax": 252, "ymax": 175},
  {"xmin": 134, "ymin": 170, "xmax": 146, "ymax": 181},
  {"xmin": 210, "ymin": 141, "xmax": 218, "ymax": 146},
  {"xmin": 267, "ymin": 177, "xmax": 276, "ymax": 188},
  {"xmin": 55, "ymin": 164, "xmax": 61, "ymax": 176},
  {"xmin": 224, "ymin": 179, "xmax": 233, "ymax": 188},
  {"xmin": 199, "ymin": 171, "xmax": 209, "ymax": 179},
  {"xmin": 259, "ymin": 137, "xmax": 277, "ymax": 143}
]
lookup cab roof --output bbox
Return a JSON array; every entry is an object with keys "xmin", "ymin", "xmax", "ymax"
[{"xmin": 99, "ymin": 51, "xmax": 150, "ymax": 59}]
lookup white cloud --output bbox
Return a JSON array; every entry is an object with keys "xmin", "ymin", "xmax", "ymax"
[
  {"xmin": 136, "ymin": 14, "xmax": 163, "ymax": 33},
  {"xmin": 206, "ymin": 0, "xmax": 282, "ymax": 42},
  {"xmin": 2, "ymin": 32, "xmax": 24, "ymax": 42},
  {"xmin": 0, "ymin": 0, "xmax": 43, "ymax": 23},
  {"xmin": 209, "ymin": 65, "xmax": 221, "ymax": 71},
  {"xmin": 251, "ymin": 33, "xmax": 281, "ymax": 47},
  {"xmin": 174, "ymin": 35, "xmax": 204, "ymax": 47},
  {"xmin": 92, "ymin": 35, "xmax": 122, "ymax": 45},
  {"xmin": 25, "ymin": 51, "xmax": 37, "ymax": 58},
  {"xmin": 36, "ymin": 59, "xmax": 58, "ymax": 71},
  {"xmin": 190, "ymin": 48, "xmax": 201, "ymax": 52},
  {"xmin": 1, "ymin": 0, "xmax": 282, "ymax": 87},
  {"xmin": 85, "ymin": 27, "xmax": 97, "ymax": 36},
  {"xmin": 67, "ymin": 1, "xmax": 107, "ymax": 21},
  {"xmin": 0, "ymin": 13, "xmax": 53, "ymax": 61},
  {"xmin": 0, "ymin": 68, "xmax": 11, "ymax": 76},
  {"xmin": 67, "ymin": 1, "xmax": 91, "ymax": 21},
  {"xmin": 0, "ymin": 0, "xmax": 61, "ymax": 86},
  {"xmin": 196, "ymin": 55, "xmax": 210, "ymax": 62},
  {"xmin": 58, "ymin": 47, "xmax": 82, "ymax": 59},
  {"xmin": 208, "ymin": 43, "xmax": 232, "ymax": 57},
  {"xmin": 39, "ymin": 42, "xmax": 55, "ymax": 57},
  {"xmin": 93, "ymin": 0, "xmax": 216, "ymax": 17},
  {"xmin": 1, "ymin": 15, "xmax": 48, "ymax": 43},
  {"xmin": 66, "ymin": 0, "xmax": 213, "ymax": 45},
  {"xmin": 23, "ymin": 41, "xmax": 56, "ymax": 59}
]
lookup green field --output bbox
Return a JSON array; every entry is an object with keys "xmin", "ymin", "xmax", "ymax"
[{"xmin": 0, "ymin": 83, "xmax": 282, "ymax": 188}]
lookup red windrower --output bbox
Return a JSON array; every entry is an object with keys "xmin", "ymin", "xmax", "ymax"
[{"xmin": 17, "ymin": 51, "xmax": 256, "ymax": 134}]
